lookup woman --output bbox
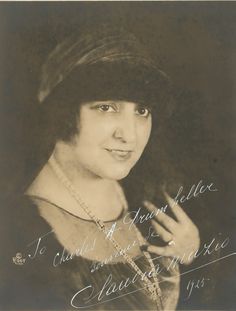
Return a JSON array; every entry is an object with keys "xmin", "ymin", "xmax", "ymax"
[{"xmin": 7, "ymin": 28, "xmax": 200, "ymax": 310}]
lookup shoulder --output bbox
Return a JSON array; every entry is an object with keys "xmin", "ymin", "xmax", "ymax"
[
  {"xmin": 8, "ymin": 195, "xmax": 52, "ymax": 249},
  {"xmin": 1, "ymin": 195, "xmax": 69, "ymax": 309},
  {"xmin": 1, "ymin": 195, "xmax": 57, "ymax": 271}
]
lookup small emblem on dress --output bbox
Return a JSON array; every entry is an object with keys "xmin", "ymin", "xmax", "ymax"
[{"xmin": 12, "ymin": 252, "xmax": 26, "ymax": 265}]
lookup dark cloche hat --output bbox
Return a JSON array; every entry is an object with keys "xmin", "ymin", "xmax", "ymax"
[{"xmin": 38, "ymin": 27, "xmax": 170, "ymax": 108}]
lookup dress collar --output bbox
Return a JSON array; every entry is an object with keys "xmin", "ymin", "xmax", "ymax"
[
  {"xmin": 26, "ymin": 156, "xmax": 127, "ymax": 221},
  {"xmin": 26, "ymin": 159, "xmax": 94, "ymax": 220}
]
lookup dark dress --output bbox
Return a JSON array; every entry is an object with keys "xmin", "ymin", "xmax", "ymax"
[{"xmin": 1, "ymin": 194, "xmax": 179, "ymax": 311}]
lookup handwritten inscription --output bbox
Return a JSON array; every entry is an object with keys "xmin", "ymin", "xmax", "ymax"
[
  {"xmin": 123, "ymin": 205, "xmax": 167, "ymax": 229},
  {"xmin": 28, "ymin": 236, "xmax": 47, "ymax": 260},
  {"xmin": 14, "ymin": 180, "xmax": 233, "ymax": 309},
  {"xmin": 174, "ymin": 180, "xmax": 218, "ymax": 205},
  {"xmin": 27, "ymin": 230, "xmax": 97, "ymax": 267},
  {"xmin": 53, "ymin": 237, "xmax": 96, "ymax": 267},
  {"xmin": 71, "ymin": 260, "xmax": 169, "ymax": 308},
  {"xmin": 90, "ymin": 239, "xmax": 137, "ymax": 273},
  {"xmin": 123, "ymin": 180, "xmax": 218, "ymax": 229},
  {"xmin": 162, "ymin": 234, "xmax": 230, "ymax": 269},
  {"xmin": 71, "ymin": 234, "xmax": 232, "ymax": 308},
  {"xmin": 185, "ymin": 277, "xmax": 210, "ymax": 300}
]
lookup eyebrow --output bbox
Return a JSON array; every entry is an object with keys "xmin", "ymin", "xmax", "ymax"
[
  {"xmin": 88, "ymin": 100, "xmax": 149, "ymax": 106},
  {"xmin": 85, "ymin": 100, "xmax": 152, "ymax": 111}
]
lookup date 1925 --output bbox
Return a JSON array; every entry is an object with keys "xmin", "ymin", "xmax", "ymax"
[{"xmin": 185, "ymin": 277, "xmax": 210, "ymax": 300}]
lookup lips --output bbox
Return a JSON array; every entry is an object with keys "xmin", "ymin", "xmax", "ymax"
[{"xmin": 105, "ymin": 148, "xmax": 133, "ymax": 160}]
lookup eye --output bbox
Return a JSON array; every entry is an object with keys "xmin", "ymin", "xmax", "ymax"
[
  {"xmin": 97, "ymin": 104, "xmax": 116, "ymax": 112},
  {"xmin": 135, "ymin": 106, "xmax": 151, "ymax": 117}
]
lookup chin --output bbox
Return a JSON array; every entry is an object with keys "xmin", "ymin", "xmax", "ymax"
[{"xmin": 104, "ymin": 167, "xmax": 132, "ymax": 181}]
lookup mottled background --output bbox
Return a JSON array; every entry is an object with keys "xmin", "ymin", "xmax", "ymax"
[{"xmin": 0, "ymin": 2, "xmax": 235, "ymax": 310}]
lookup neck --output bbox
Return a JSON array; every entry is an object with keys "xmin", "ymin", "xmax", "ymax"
[
  {"xmin": 53, "ymin": 144, "xmax": 114, "ymax": 194},
  {"xmin": 50, "ymin": 145, "xmax": 124, "ymax": 221}
]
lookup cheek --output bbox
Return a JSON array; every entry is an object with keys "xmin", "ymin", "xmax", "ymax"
[{"xmin": 137, "ymin": 119, "xmax": 152, "ymax": 150}]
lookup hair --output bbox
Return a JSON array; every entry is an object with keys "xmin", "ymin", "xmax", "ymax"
[{"xmin": 40, "ymin": 61, "xmax": 173, "ymax": 140}]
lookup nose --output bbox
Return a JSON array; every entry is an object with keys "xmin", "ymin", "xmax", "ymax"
[{"xmin": 113, "ymin": 113, "xmax": 136, "ymax": 144}]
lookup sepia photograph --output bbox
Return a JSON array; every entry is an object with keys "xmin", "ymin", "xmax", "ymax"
[{"xmin": 0, "ymin": 2, "xmax": 235, "ymax": 310}]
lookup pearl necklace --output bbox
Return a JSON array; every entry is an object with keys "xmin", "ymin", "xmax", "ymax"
[{"xmin": 49, "ymin": 155, "xmax": 163, "ymax": 310}]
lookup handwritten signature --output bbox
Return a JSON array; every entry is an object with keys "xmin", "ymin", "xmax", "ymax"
[{"xmin": 70, "ymin": 234, "xmax": 234, "ymax": 309}]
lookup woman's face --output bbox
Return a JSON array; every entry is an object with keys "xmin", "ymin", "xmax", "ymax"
[{"xmin": 65, "ymin": 100, "xmax": 152, "ymax": 180}]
